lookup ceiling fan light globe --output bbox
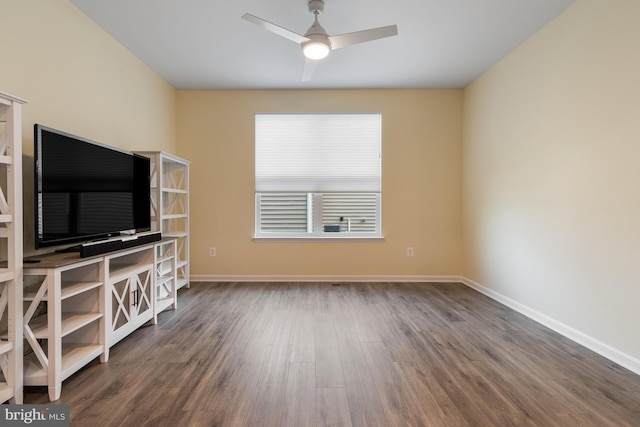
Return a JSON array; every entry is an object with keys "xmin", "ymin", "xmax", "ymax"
[{"xmin": 303, "ymin": 42, "xmax": 330, "ymax": 60}]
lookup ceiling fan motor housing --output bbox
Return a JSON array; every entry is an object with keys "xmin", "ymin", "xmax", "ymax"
[
  {"xmin": 305, "ymin": 20, "xmax": 329, "ymax": 37},
  {"xmin": 303, "ymin": 13, "xmax": 331, "ymax": 58},
  {"xmin": 308, "ymin": 0, "xmax": 325, "ymax": 14}
]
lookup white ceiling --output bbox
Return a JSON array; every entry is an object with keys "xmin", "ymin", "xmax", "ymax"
[{"xmin": 70, "ymin": 0, "xmax": 574, "ymax": 90}]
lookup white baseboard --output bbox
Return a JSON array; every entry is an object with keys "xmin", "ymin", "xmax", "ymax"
[
  {"xmin": 462, "ymin": 277, "xmax": 640, "ymax": 376},
  {"xmin": 190, "ymin": 274, "xmax": 464, "ymax": 283}
]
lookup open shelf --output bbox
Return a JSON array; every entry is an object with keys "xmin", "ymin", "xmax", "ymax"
[
  {"xmin": 0, "ymin": 270, "xmax": 14, "ymax": 282},
  {"xmin": 156, "ymin": 275, "xmax": 173, "ymax": 287},
  {"xmin": 30, "ymin": 312, "xmax": 103, "ymax": 339},
  {"xmin": 61, "ymin": 281, "xmax": 103, "ymax": 300},
  {"xmin": 161, "ymin": 187, "xmax": 188, "ymax": 194},
  {"xmin": 0, "ymin": 384, "xmax": 13, "ymax": 405},
  {"xmin": 23, "ymin": 343, "xmax": 104, "ymax": 386},
  {"xmin": 157, "ymin": 262, "xmax": 174, "ymax": 275},
  {"xmin": 157, "ymin": 261, "xmax": 174, "ymax": 276},
  {"xmin": 61, "ymin": 344, "xmax": 104, "ymax": 379},
  {"xmin": 156, "ymin": 297, "xmax": 174, "ymax": 314},
  {"xmin": 0, "ymin": 340, "xmax": 13, "ymax": 355},
  {"xmin": 24, "ymin": 280, "xmax": 103, "ymax": 301},
  {"xmin": 163, "ymin": 231, "xmax": 188, "ymax": 239},
  {"xmin": 157, "ymin": 249, "xmax": 173, "ymax": 260},
  {"xmin": 23, "ymin": 287, "xmax": 43, "ymax": 301},
  {"xmin": 108, "ymin": 263, "xmax": 151, "ymax": 283},
  {"xmin": 162, "ymin": 213, "xmax": 188, "ymax": 220},
  {"xmin": 107, "ymin": 245, "xmax": 154, "ymax": 280},
  {"xmin": 23, "ymin": 353, "xmax": 48, "ymax": 386}
]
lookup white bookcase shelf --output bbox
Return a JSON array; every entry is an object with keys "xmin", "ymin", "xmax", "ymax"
[
  {"xmin": 0, "ymin": 341, "xmax": 12, "ymax": 355},
  {"xmin": 136, "ymin": 151, "xmax": 190, "ymax": 290},
  {"xmin": 0, "ymin": 91, "xmax": 25, "ymax": 404},
  {"xmin": 23, "ymin": 256, "xmax": 105, "ymax": 401},
  {"xmin": 153, "ymin": 239, "xmax": 177, "ymax": 323},
  {"xmin": 30, "ymin": 312, "xmax": 103, "ymax": 338},
  {"xmin": 24, "ymin": 280, "xmax": 103, "ymax": 302}
]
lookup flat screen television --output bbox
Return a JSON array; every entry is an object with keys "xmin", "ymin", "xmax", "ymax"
[{"xmin": 34, "ymin": 124, "xmax": 151, "ymax": 249}]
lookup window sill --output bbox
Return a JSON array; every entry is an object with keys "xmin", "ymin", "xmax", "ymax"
[{"xmin": 252, "ymin": 235, "xmax": 385, "ymax": 243}]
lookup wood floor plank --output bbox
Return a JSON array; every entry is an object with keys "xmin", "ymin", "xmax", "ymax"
[
  {"xmin": 333, "ymin": 309, "xmax": 392, "ymax": 427},
  {"xmin": 315, "ymin": 312, "xmax": 345, "ymax": 388},
  {"xmin": 290, "ymin": 310, "xmax": 315, "ymax": 363},
  {"xmin": 281, "ymin": 362, "xmax": 316, "ymax": 427},
  {"xmin": 361, "ymin": 341, "xmax": 428, "ymax": 427},
  {"xmin": 22, "ymin": 282, "xmax": 640, "ymax": 427},
  {"xmin": 316, "ymin": 387, "xmax": 352, "ymax": 427},
  {"xmin": 392, "ymin": 361, "xmax": 468, "ymax": 427},
  {"xmin": 232, "ymin": 311, "xmax": 295, "ymax": 427}
]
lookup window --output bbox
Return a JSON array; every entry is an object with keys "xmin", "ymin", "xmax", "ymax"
[{"xmin": 255, "ymin": 113, "xmax": 382, "ymax": 239}]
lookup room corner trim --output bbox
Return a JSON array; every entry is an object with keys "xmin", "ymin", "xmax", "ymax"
[{"xmin": 461, "ymin": 277, "xmax": 640, "ymax": 376}]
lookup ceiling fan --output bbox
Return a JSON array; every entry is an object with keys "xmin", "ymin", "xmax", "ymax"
[{"xmin": 242, "ymin": 0, "xmax": 398, "ymax": 81}]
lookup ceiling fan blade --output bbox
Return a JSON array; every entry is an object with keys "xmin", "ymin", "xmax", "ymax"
[
  {"xmin": 242, "ymin": 13, "xmax": 309, "ymax": 44},
  {"xmin": 302, "ymin": 58, "xmax": 318, "ymax": 81},
  {"xmin": 329, "ymin": 25, "xmax": 398, "ymax": 50}
]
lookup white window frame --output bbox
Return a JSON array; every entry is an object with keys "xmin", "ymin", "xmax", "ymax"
[{"xmin": 253, "ymin": 113, "xmax": 383, "ymax": 241}]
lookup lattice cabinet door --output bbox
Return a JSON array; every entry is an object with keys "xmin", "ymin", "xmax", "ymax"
[
  {"xmin": 104, "ymin": 246, "xmax": 154, "ymax": 349},
  {"xmin": 109, "ymin": 269, "xmax": 152, "ymax": 338},
  {"xmin": 0, "ymin": 91, "xmax": 26, "ymax": 404},
  {"xmin": 132, "ymin": 268, "xmax": 152, "ymax": 320},
  {"xmin": 110, "ymin": 276, "xmax": 132, "ymax": 336}
]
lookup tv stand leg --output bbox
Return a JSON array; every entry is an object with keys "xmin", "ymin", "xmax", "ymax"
[{"xmin": 49, "ymin": 384, "xmax": 61, "ymax": 401}]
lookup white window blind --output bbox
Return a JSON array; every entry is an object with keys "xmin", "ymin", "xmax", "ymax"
[
  {"xmin": 258, "ymin": 193, "xmax": 311, "ymax": 233},
  {"xmin": 255, "ymin": 113, "xmax": 381, "ymax": 192}
]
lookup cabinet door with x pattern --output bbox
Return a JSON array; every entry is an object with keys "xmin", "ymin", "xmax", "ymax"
[{"xmin": 104, "ymin": 246, "xmax": 154, "ymax": 353}]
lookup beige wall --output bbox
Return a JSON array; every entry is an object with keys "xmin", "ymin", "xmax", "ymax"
[
  {"xmin": 0, "ymin": 0, "xmax": 177, "ymax": 253},
  {"xmin": 463, "ymin": 0, "xmax": 640, "ymax": 363},
  {"xmin": 178, "ymin": 90, "xmax": 462, "ymax": 278}
]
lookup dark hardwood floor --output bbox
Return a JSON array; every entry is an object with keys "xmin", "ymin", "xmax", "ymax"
[{"xmin": 24, "ymin": 282, "xmax": 640, "ymax": 426}]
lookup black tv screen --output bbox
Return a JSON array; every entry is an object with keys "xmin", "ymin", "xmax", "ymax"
[{"xmin": 34, "ymin": 124, "xmax": 151, "ymax": 249}]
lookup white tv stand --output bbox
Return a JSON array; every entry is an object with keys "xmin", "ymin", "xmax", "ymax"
[{"xmin": 23, "ymin": 238, "xmax": 177, "ymax": 401}]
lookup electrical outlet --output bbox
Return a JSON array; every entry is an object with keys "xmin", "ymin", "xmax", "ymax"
[
  {"xmin": 407, "ymin": 247, "xmax": 414, "ymax": 256},
  {"xmin": 209, "ymin": 247, "xmax": 217, "ymax": 256}
]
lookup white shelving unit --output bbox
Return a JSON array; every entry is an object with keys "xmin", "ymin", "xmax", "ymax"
[
  {"xmin": 23, "ymin": 239, "xmax": 177, "ymax": 401},
  {"xmin": 153, "ymin": 239, "xmax": 177, "ymax": 324},
  {"xmin": 136, "ymin": 151, "xmax": 190, "ymax": 290},
  {"xmin": 0, "ymin": 91, "xmax": 25, "ymax": 404},
  {"xmin": 23, "ymin": 257, "xmax": 105, "ymax": 402}
]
